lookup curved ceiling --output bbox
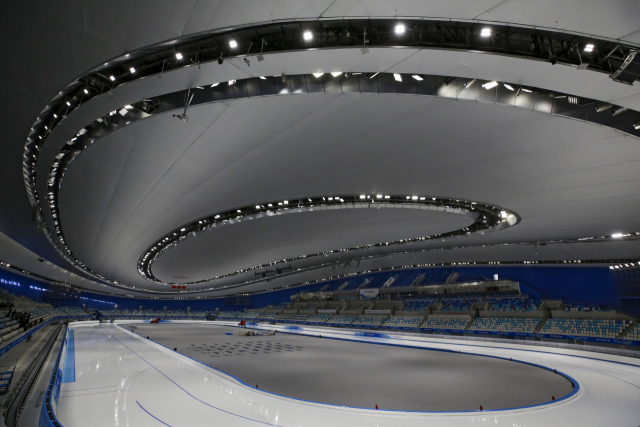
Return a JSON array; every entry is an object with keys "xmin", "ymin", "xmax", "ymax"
[
  {"xmin": 152, "ymin": 208, "xmax": 474, "ymax": 284},
  {"xmin": 2, "ymin": 1, "xmax": 640, "ymax": 298},
  {"xmin": 57, "ymin": 93, "xmax": 640, "ymax": 294}
]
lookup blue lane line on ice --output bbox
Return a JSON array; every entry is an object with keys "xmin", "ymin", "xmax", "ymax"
[
  {"xmin": 62, "ymin": 329, "xmax": 75, "ymax": 383},
  {"xmin": 137, "ymin": 401, "xmax": 173, "ymax": 427},
  {"xmin": 122, "ymin": 324, "xmax": 580, "ymax": 414},
  {"xmin": 100, "ymin": 327, "xmax": 282, "ymax": 427}
]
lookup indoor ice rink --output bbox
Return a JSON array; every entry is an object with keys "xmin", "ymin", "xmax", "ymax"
[{"xmin": 0, "ymin": 1, "xmax": 640, "ymax": 427}]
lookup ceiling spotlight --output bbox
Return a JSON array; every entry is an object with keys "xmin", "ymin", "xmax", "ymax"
[
  {"xmin": 176, "ymin": 52, "xmax": 183, "ymax": 60},
  {"xmin": 331, "ymin": 72, "xmax": 342, "ymax": 77},
  {"xmin": 109, "ymin": 75, "xmax": 116, "ymax": 81},
  {"xmin": 595, "ymin": 103, "xmax": 613, "ymax": 113},
  {"xmin": 482, "ymin": 81, "xmax": 498, "ymax": 89},
  {"xmin": 393, "ymin": 73, "xmax": 402, "ymax": 82},
  {"xmin": 129, "ymin": 67, "xmax": 136, "ymax": 74},
  {"xmin": 313, "ymin": 72, "xmax": 324, "ymax": 78},
  {"xmin": 303, "ymin": 31, "xmax": 313, "ymax": 41},
  {"xmin": 395, "ymin": 24, "xmax": 406, "ymax": 34},
  {"xmin": 411, "ymin": 74, "xmax": 423, "ymax": 81},
  {"xmin": 211, "ymin": 83, "xmax": 219, "ymax": 87},
  {"xmin": 503, "ymin": 83, "xmax": 514, "ymax": 91},
  {"xmin": 244, "ymin": 57, "xmax": 250, "ymax": 66},
  {"xmin": 229, "ymin": 40, "xmax": 237, "ymax": 48},
  {"xmin": 584, "ymin": 44, "xmax": 594, "ymax": 52},
  {"xmin": 218, "ymin": 54, "xmax": 224, "ymax": 65},
  {"xmin": 480, "ymin": 28, "xmax": 492, "ymax": 37}
]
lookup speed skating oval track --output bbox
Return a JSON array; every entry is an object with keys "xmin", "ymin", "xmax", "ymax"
[{"xmin": 53, "ymin": 321, "xmax": 640, "ymax": 427}]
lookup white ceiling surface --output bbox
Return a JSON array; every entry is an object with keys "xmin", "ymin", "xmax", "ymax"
[
  {"xmin": 0, "ymin": 230, "xmax": 138, "ymax": 296},
  {"xmin": 35, "ymin": 44, "xmax": 640, "ymax": 206},
  {"xmin": 58, "ymin": 93, "xmax": 640, "ymax": 293},
  {"xmin": 152, "ymin": 208, "xmax": 474, "ymax": 283}
]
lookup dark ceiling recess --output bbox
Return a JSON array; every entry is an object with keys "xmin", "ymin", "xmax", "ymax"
[{"xmin": 610, "ymin": 48, "xmax": 640, "ymax": 85}]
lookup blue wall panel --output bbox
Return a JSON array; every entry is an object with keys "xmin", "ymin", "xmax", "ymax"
[{"xmin": 0, "ymin": 265, "xmax": 634, "ymax": 317}]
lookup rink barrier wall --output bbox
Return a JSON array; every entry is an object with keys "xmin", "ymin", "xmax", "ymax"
[
  {"xmin": 245, "ymin": 319, "xmax": 640, "ymax": 346},
  {"xmin": 39, "ymin": 324, "xmax": 67, "ymax": 427},
  {"xmin": 116, "ymin": 321, "xmax": 581, "ymax": 414}
]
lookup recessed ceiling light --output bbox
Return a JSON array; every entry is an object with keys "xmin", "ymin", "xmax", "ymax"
[
  {"xmin": 331, "ymin": 72, "xmax": 342, "ymax": 77},
  {"xmin": 129, "ymin": 67, "xmax": 136, "ymax": 74},
  {"xmin": 211, "ymin": 83, "xmax": 219, "ymax": 87},
  {"xmin": 176, "ymin": 52, "xmax": 183, "ymax": 60},
  {"xmin": 393, "ymin": 73, "xmax": 402, "ymax": 82},
  {"xmin": 229, "ymin": 40, "xmax": 237, "ymax": 48},
  {"xmin": 611, "ymin": 233, "xmax": 624, "ymax": 238},
  {"xmin": 109, "ymin": 75, "xmax": 116, "ymax": 81},
  {"xmin": 480, "ymin": 28, "xmax": 491, "ymax": 37},
  {"xmin": 259, "ymin": 76, "xmax": 266, "ymax": 80},
  {"xmin": 313, "ymin": 72, "xmax": 324, "ymax": 78},
  {"xmin": 395, "ymin": 24, "xmax": 406, "ymax": 34},
  {"xmin": 303, "ymin": 31, "xmax": 312, "ymax": 40},
  {"xmin": 482, "ymin": 81, "xmax": 498, "ymax": 89},
  {"xmin": 411, "ymin": 75, "xmax": 423, "ymax": 81},
  {"xmin": 584, "ymin": 44, "xmax": 594, "ymax": 52},
  {"xmin": 503, "ymin": 83, "xmax": 514, "ymax": 91}
]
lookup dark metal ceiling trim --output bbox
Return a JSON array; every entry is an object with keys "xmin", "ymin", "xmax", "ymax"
[{"xmin": 138, "ymin": 194, "xmax": 519, "ymax": 288}]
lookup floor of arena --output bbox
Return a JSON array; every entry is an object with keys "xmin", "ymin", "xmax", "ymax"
[
  {"xmin": 54, "ymin": 321, "xmax": 640, "ymax": 427},
  {"xmin": 131, "ymin": 323, "xmax": 572, "ymax": 411}
]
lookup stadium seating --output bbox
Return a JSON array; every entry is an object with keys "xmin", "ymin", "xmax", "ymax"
[
  {"xmin": 326, "ymin": 315, "xmax": 358, "ymax": 324},
  {"xmin": 276, "ymin": 314, "xmax": 310, "ymax": 322},
  {"xmin": 540, "ymin": 319, "xmax": 631, "ymax": 338},
  {"xmin": 468, "ymin": 317, "xmax": 541, "ymax": 333},
  {"xmin": 237, "ymin": 312, "xmax": 259, "ymax": 319},
  {"xmin": 383, "ymin": 317, "xmax": 423, "ymax": 328},
  {"xmin": 403, "ymin": 298, "xmax": 438, "ymax": 312},
  {"xmin": 305, "ymin": 314, "xmax": 334, "ymax": 323},
  {"xmin": 440, "ymin": 297, "xmax": 482, "ymax": 312},
  {"xmin": 486, "ymin": 296, "xmax": 541, "ymax": 312},
  {"xmin": 563, "ymin": 303, "xmax": 613, "ymax": 313},
  {"xmin": 625, "ymin": 323, "xmax": 640, "ymax": 341},
  {"xmin": 218, "ymin": 311, "xmax": 240, "ymax": 319},
  {"xmin": 420, "ymin": 318, "xmax": 469, "ymax": 330},
  {"xmin": 352, "ymin": 316, "xmax": 386, "ymax": 326}
]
